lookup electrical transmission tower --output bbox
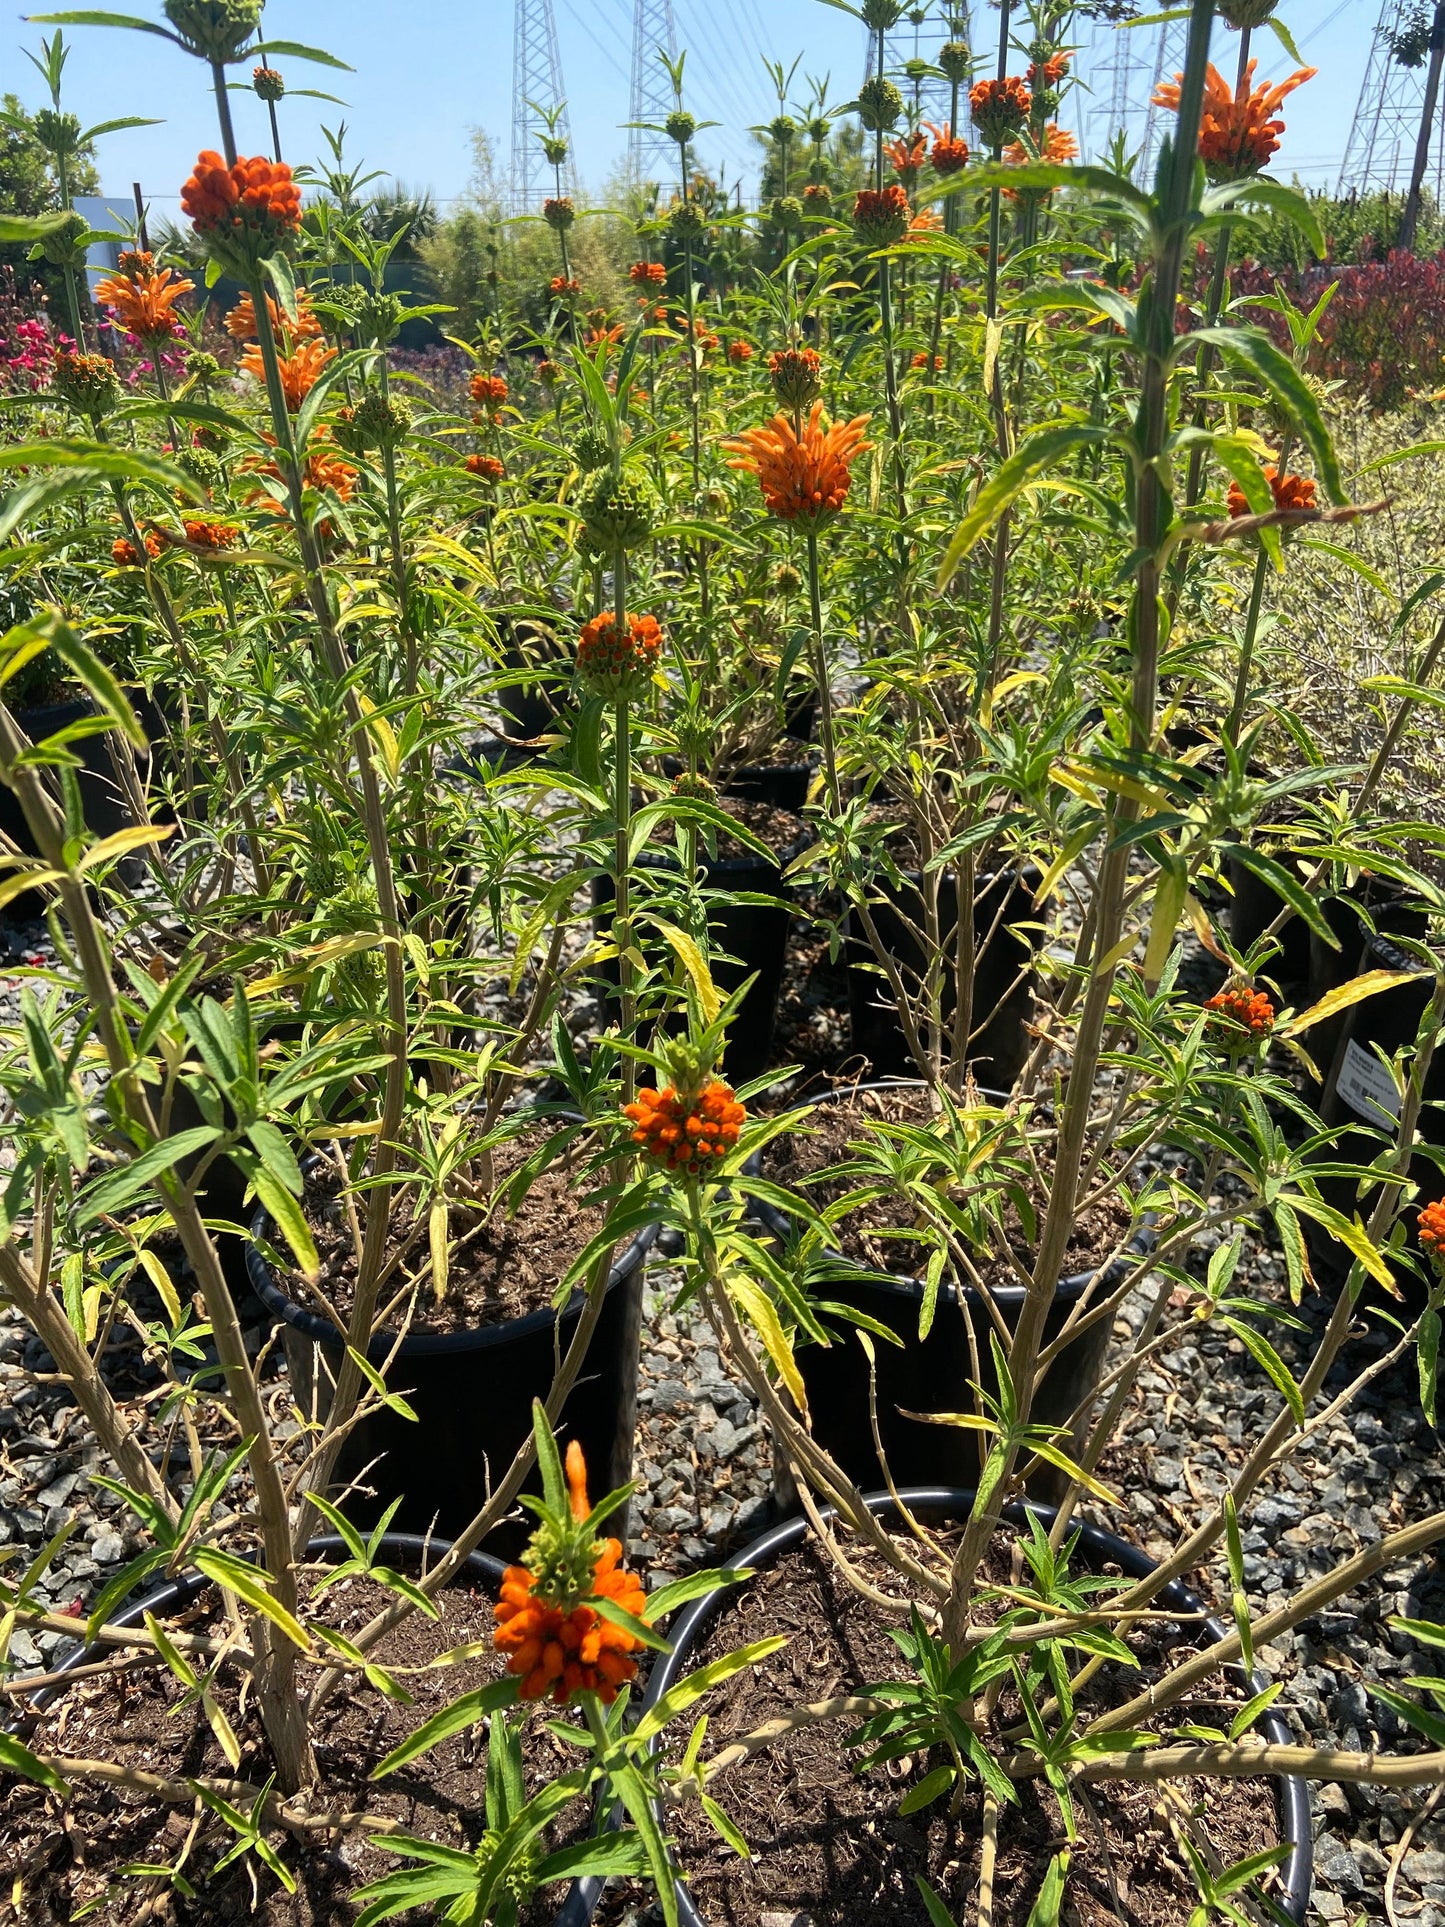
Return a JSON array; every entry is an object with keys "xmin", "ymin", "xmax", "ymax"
[
  {"xmin": 865, "ymin": 5, "xmax": 972, "ymax": 129},
  {"xmin": 510, "ymin": 0, "xmax": 576, "ymax": 213},
  {"xmin": 1072, "ymin": 7, "xmax": 1185, "ymax": 172},
  {"xmin": 628, "ymin": 0, "xmax": 680, "ymax": 190},
  {"xmin": 1340, "ymin": 2, "xmax": 1445, "ymax": 206}
]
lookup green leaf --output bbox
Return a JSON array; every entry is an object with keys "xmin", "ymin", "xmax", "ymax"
[
  {"xmin": 644, "ymin": 1567, "xmax": 752, "ymax": 1624},
  {"xmin": 0, "ymin": 1733, "xmax": 69, "ymax": 1793},
  {"xmin": 252, "ymin": 1165, "xmax": 319, "ymax": 1283},
  {"xmin": 0, "ymin": 212, "xmax": 71, "ymax": 244},
  {"xmin": 249, "ymin": 37, "xmax": 354, "ymax": 69},
  {"xmin": 898, "ymin": 1764, "xmax": 955, "ymax": 1815},
  {"xmin": 633, "ymin": 1637, "xmax": 789, "ymax": 1744},
  {"xmin": 372, "ymin": 1681, "xmax": 519, "ymax": 1778},
  {"xmin": 1189, "ymin": 327, "xmax": 1344, "ymax": 505},
  {"xmin": 938, "ymin": 427, "xmax": 1109, "ymax": 583},
  {"xmin": 1420, "ymin": 1309, "xmax": 1439, "ymax": 1427},
  {"xmin": 192, "ymin": 1548, "xmax": 311, "ymax": 1652},
  {"xmin": 1219, "ymin": 1317, "xmax": 1304, "ymax": 1425},
  {"xmin": 76, "ymin": 1125, "xmax": 222, "ymax": 1224},
  {"xmin": 698, "ymin": 1794, "xmax": 753, "ymax": 1861},
  {"xmin": 915, "ymin": 1877, "xmax": 956, "ymax": 1927},
  {"xmin": 1026, "ymin": 1848, "xmax": 1071, "ymax": 1927}
]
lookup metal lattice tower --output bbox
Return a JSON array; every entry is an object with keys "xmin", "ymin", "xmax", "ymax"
[
  {"xmin": 511, "ymin": 0, "xmax": 576, "ymax": 213},
  {"xmin": 865, "ymin": 5, "xmax": 972, "ymax": 130},
  {"xmin": 628, "ymin": 0, "xmax": 680, "ymax": 191},
  {"xmin": 1340, "ymin": 1, "xmax": 1445, "ymax": 198},
  {"xmin": 1072, "ymin": 7, "xmax": 1186, "ymax": 172}
]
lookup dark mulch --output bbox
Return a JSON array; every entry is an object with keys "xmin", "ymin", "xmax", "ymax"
[
  {"xmin": 2, "ymin": 1567, "xmax": 594, "ymax": 1925},
  {"xmin": 662, "ymin": 1534, "xmax": 1288, "ymax": 1927}
]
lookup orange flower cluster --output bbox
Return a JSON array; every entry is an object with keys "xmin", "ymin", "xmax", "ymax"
[
  {"xmin": 538, "ymin": 358, "xmax": 562, "ymax": 385},
  {"xmin": 912, "ymin": 351, "xmax": 943, "ymax": 373},
  {"xmin": 180, "ymin": 151, "xmax": 302, "ymax": 257},
  {"xmin": 1153, "ymin": 60, "xmax": 1315, "ymax": 181},
  {"xmin": 1419, "ymin": 1200, "xmax": 1445, "ymax": 1270},
  {"xmin": 180, "ymin": 517, "xmax": 239, "ymax": 550},
  {"xmin": 245, "ymin": 434, "xmax": 358, "ymax": 519},
  {"xmin": 240, "ymin": 334, "xmax": 336, "ymax": 410},
  {"xmin": 550, "ymin": 275, "xmax": 581, "ymax": 297},
  {"xmin": 112, "ymin": 529, "xmax": 164, "ymax": 567},
  {"xmin": 492, "ymin": 1442, "xmax": 646, "ymax": 1704},
  {"xmin": 885, "ymin": 130, "xmax": 928, "ymax": 186},
  {"xmin": 223, "ymin": 288, "xmax": 321, "ymax": 343},
  {"xmin": 576, "ymin": 611, "xmax": 663, "ymax": 698},
  {"xmin": 629, "ymin": 260, "xmax": 667, "ymax": 286},
  {"xmin": 1205, "ymin": 985, "xmax": 1276, "ymax": 1039},
  {"xmin": 727, "ymin": 340, "xmax": 754, "ymax": 364},
  {"xmin": 466, "ymin": 453, "xmax": 506, "ymax": 481},
  {"xmin": 625, "ymin": 1080, "xmax": 747, "ymax": 1177},
  {"xmin": 970, "ymin": 75, "xmax": 1031, "ymax": 146},
  {"xmin": 852, "ymin": 183, "xmax": 912, "ymax": 246},
  {"xmin": 925, "ymin": 122, "xmax": 970, "ymax": 174},
  {"xmin": 585, "ymin": 318, "xmax": 625, "ymax": 351},
  {"xmin": 470, "ymin": 371, "xmax": 509, "ymax": 405},
  {"xmin": 93, "ymin": 257, "xmax": 195, "ymax": 339},
  {"xmin": 1226, "ymin": 468, "xmax": 1317, "ymax": 519},
  {"xmin": 723, "ymin": 401, "xmax": 871, "ymax": 527},
  {"xmin": 769, "ymin": 345, "xmax": 822, "ymax": 411}
]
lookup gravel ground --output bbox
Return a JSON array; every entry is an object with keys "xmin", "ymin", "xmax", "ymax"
[{"xmin": 4, "ymin": 899, "xmax": 1445, "ymax": 1925}]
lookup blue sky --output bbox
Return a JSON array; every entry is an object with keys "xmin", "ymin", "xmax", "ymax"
[{"xmin": 6, "ymin": 2, "xmax": 1385, "ymax": 218}]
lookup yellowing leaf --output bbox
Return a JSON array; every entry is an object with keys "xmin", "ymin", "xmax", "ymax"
[
  {"xmin": 1280, "ymin": 968, "xmax": 1429, "ymax": 1039},
  {"xmin": 75, "ymin": 822, "xmax": 175, "ymax": 873},
  {"xmin": 728, "ymin": 1273, "xmax": 806, "ymax": 1412},
  {"xmin": 654, "ymin": 920, "xmax": 721, "ymax": 1024}
]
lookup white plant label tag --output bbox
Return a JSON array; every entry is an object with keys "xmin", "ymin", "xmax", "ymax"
[{"xmin": 1337, "ymin": 1038, "xmax": 1402, "ymax": 1129}]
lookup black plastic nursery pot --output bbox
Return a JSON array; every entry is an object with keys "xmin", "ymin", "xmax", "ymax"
[
  {"xmin": 28, "ymin": 1534, "xmax": 621, "ymax": 1926},
  {"xmin": 1307, "ymin": 929, "xmax": 1445, "ymax": 1306},
  {"xmin": 1224, "ymin": 847, "xmax": 1314, "ymax": 995},
  {"xmin": 615, "ymin": 1490, "xmax": 1312, "ymax": 1927},
  {"xmin": 845, "ymin": 865, "xmax": 1040, "ymax": 1086},
  {"xmin": 592, "ymin": 815, "xmax": 811, "ymax": 1089},
  {"xmin": 753, "ymin": 1082, "xmax": 1151, "ymax": 1498},
  {"xmin": 248, "ymin": 1212, "xmax": 659, "ymax": 1553}
]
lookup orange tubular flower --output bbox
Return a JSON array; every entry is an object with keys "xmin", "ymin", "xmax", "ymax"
[
  {"xmin": 1004, "ymin": 122, "xmax": 1079, "ymax": 168},
  {"xmin": 912, "ymin": 351, "xmax": 943, "ymax": 373},
  {"xmin": 493, "ymin": 1441, "xmax": 647, "ymax": 1706},
  {"xmin": 223, "ymin": 287, "xmax": 320, "ymax": 343},
  {"xmin": 629, "ymin": 260, "xmax": 667, "ymax": 286},
  {"xmin": 181, "ymin": 150, "xmax": 302, "ymax": 261},
  {"xmin": 1205, "ymin": 985, "xmax": 1276, "ymax": 1041},
  {"xmin": 884, "ymin": 129, "xmax": 928, "ymax": 187},
  {"xmin": 1419, "ymin": 1200, "xmax": 1445, "ymax": 1271},
  {"xmin": 727, "ymin": 339, "xmax": 754, "ymax": 364},
  {"xmin": 246, "ymin": 432, "xmax": 357, "ymax": 517},
  {"xmin": 550, "ymin": 275, "xmax": 581, "ymax": 297},
  {"xmin": 93, "ymin": 257, "xmax": 195, "ymax": 340},
  {"xmin": 852, "ymin": 183, "xmax": 912, "ymax": 246},
  {"xmin": 470, "ymin": 371, "xmax": 509, "ymax": 405},
  {"xmin": 908, "ymin": 207, "xmax": 944, "ymax": 234},
  {"xmin": 769, "ymin": 345, "xmax": 822, "ymax": 411},
  {"xmin": 1152, "ymin": 59, "xmax": 1316, "ymax": 182},
  {"xmin": 1026, "ymin": 52, "xmax": 1070, "ymax": 90},
  {"xmin": 466, "ymin": 453, "xmax": 506, "ymax": 481},
  {"xmin": 576, "ymin": 611, "xmax": 663, "ymax": 699},
  {"xmin": 624, "ymin": 1080, "xmax": 746, "ymax": 1178},
  {"xmin": 240, "ymin": 334, "xmax": 336, "ymax": 410},
  {"xmin": 925, "ymin": 121, "xmax": 970, "ymax": 174},
  {"xmin": 970, "ymin": 75, "xmax": 1031, "ymax": 146},
  {"xmin": 723, "ymin": 401, "xmax": 871, "ymax": 527},
  {"xmin": 1226, "ymin": 467, "xmax": 1317, "ymax": 520}
]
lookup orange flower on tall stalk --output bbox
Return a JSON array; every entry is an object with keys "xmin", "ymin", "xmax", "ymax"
[
  {"xmin": 470, "ymin": 371, "xmax": 508, "ymax": 405},
  {"xmin": 1226, "ymin": 467, "xmax": 1317, "ymax": 520},
  {"xmin": 908, "ymin": 206, "xmax": 944, "ymax": 234},
  {"xmin": 629, "ymin": 260, "xmax": 666, "ymax": 286},
  {"xmin": 925, "ymin": 122, "xmax": 970, "ymax": 174},
  {"xmin": 93, "ymin": 253, "xmax": 195, "ymax": 340},
  {"xmin": 240, "ymin": 334, "xmax": 336, "ymax": 410},
  {"xmin": 1026, "ymin": 52, "xmax": 1070, "ymax": 90},
  {"xmin": 1152, "ymin": 59, "xmax": 1315, "ymax": 181},
  {"xmin": 723, "ymin": 402, "xmax": 871, "ymax": 527},
  {"xmin": 1004, "ymin": 123, "xmax": 1079, "ymax": 168},
  {"xmin": 180, "ymin": 151, "xmax": 302, "ymax": 261},
  {"xmin": 179, "ymin": 517, "xmax": 239, "ymax": 552},
  {"xmin": 493, "ymin": 1434, "xmax": 647, "ymax": 1706},
  {"xmin": 625, "ymin": 1079, "xmax": 746, "ymax": 1177},
  {"xmin": 727, "ymin": 339, "xmax": 754, "ymax": 364},
  {"xmin": 884, "ymin": 129, "xmax": 928, "ymax": 188},
  {"xmin": 1205, "ymin": 984, "xmax": 1276, "ymax": 1041},
  {"xmin": 245, "ymin": 432, "xmax": 357, "ymax": 516},
  {"xmin": 1419, "ymin": 1200, "xmax": 1445, "ymax": 1272},
  {"xmin": 112, "ymin": 529, "xmax": 164, "ymax": 567},
  {"xmin": 223, "ymin": 287, "xmax": 320, "ymax": 343},
  {"xmin": 970, "ymin": 75, "xmax": 1031, "ymax": 146},
  {"xmin": 465, "ymin": 453, "xmax": 506, "ymax": 481}
]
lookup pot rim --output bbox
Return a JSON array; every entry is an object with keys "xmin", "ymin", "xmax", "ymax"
[
  {"xmin": 747, "ymin": 1077, "xmax": 1156, "ymax": 1312},
  {"xmin": 634, "ymin": 1487, "xmax": 1312, "ymax": 1927}
]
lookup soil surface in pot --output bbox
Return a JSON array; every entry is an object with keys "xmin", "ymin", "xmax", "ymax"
[
  {"xmin": 659, "ymin": 1533, "xmax": 1285, "ymax": 1927},
  {"xmin": 646, "ymin": 796, "xmax": 804, "ymax": 865},
  {"xmin": 764, "ymin": 1085, "xmax": 1134, "ymax": 1289},
  {"xmin": 7, "ymin": 1567, "xmax": 589, "ymax": 1925},
  {"xmin": 292, "ymin": 1128, "xmax": 605, "ymax": 1336}
]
